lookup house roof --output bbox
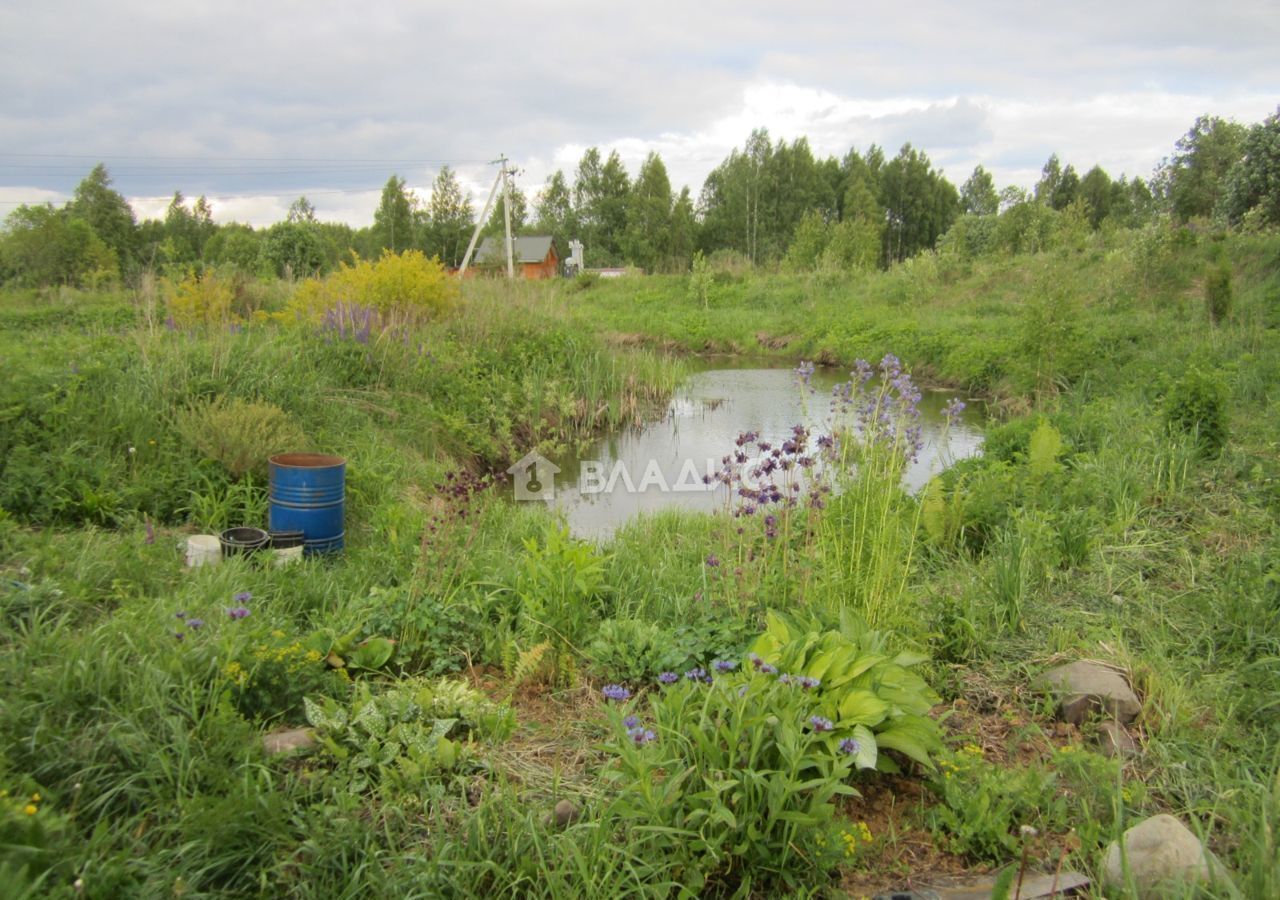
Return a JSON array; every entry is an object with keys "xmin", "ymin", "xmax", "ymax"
[{"xmin": 475, "ymin": 235, "xmax": 556, "ymax": 264}]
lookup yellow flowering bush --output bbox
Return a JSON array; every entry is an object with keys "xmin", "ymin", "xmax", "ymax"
[
  {"xmin": 165, "ymin": 269, "xmax": 237, "ymax": 327},
  {"xmin": 282, "ymin": 250, "xmax": 456, "ymax": 325}
]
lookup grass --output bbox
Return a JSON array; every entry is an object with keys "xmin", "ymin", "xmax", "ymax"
[{"xmin": 1, "ymin": 224, "xmax": 1278, "ymax": 896}]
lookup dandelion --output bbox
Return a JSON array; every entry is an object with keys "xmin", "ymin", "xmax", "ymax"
[
  {"xmin": 839, "ymin": 737, "xmax": 862, "ymax": 755},
  {"xmin": 30, "ymin": 792, "xmax": 40, "ymax": 802},
  {"xmin": 601, "ymin": 684, "xmax": 630, "ymax": 702},
  {"xmin": 658, "ymin": 671, "xmax": 679, "ymax": 685},
  {"xmin": 809, "ymin": 716, "xmax": 834, "ymax": 733},
  {"xmin": 24, "ymin": 803, "xmax": 38, "ymax": 815},
  {"xmin": 712, "ymin": 659, "xmax": 738, "ymax": 673}
]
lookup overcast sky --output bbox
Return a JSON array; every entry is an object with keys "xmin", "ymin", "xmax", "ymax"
[{"xmin": 1, "ymin": 1, "xmax": 1276, "ymax": 227}]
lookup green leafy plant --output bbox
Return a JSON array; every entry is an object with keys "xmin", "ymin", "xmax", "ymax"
[
  {"xmin": 749, "ymin": 610, "xmax": 944, "ymax": 772},
  {"xmin": 606, "ymin": 672, "xmax": 859, "ymax": 893},
  {"xmin": 303, "ymin": 678, "xmax": 513, "ymax": 793},
  {"xmin": 175, "ymin": 396, "xmax": 307, "ymax": 480},
  {"xmin": 1164, "ymin": 366, "xmax": 1229, "ymax": 457},
  {"xmin": 1205, "ymin": 260, "xmax": 1233, "ymax": 324},
  {"xmin": 509, "ymin": 525, "xmax": 608, "ymax": 685},
  {"xmin": 928, "ymin": 742, "xmax": 1123, "ymax": 862}
]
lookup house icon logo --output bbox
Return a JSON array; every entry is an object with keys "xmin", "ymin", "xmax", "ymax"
[{"xmin": 506, "ymin": 451, "xmax": 561, "ymax": 501}]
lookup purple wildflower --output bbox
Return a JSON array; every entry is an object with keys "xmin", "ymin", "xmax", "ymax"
[
  {"xmin": 684, "ymin": 667, "xmax": 709, "ymax": 683},
  {"xmin": 185, "ymin": 618, "xmax": 204, "ymax": 630},
  {"xmin": 798, "ymin": 676, "xmax": 821, "ymax": 690},
  {"xmin": 623, "ymin": 715, "xmax": 639, "ymax": 729},
  {"xmin": 175, "ymin": 610, "xmax": 188, "ymax": 619},
  {"xmin": 713, "ymin": 659, "xmax": 738, "ymax": 673},
  {"xmin": 233, "ymin": 591, "xmax": 252, "ymax": 603},
  {"xmin": 759, "ymin": 662, "xmax": 778, "ymax": 675},
  {"xmin": 809, "ymin": 716, "xmax": 834, "ymax": 733},
  {"xmin": 627, "ymin": 726, "xmax": 657, "ymax": 746},
  {"xmin": 943, "ymin": 397, "xmax": 967, "ymax": 424},
  {"xmin": 601, "ymin": 684, "xmax": 631, "ymax": 702},
  {"xmin": 778, "ymin": 673, "xmax": 792, "ymax": 685},
  {"xmin": 705, "ymin": 554, "xmax": 721, "ymax": 568},
  {"xmin": 173, "ymin": 631, "xmax": 184, "ymax": 641},
  {"xmin": 227, "ymin": 607, "xmax": 251, "ymax": 620},
  {"xmin": 839, "ymin": 738, "xmax": 862, "ymax": 755},
  {"xmin": 658, "ymin": 671, "xmax": 679, "ymax": 685}
]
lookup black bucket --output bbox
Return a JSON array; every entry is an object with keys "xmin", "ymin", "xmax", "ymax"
[
  {"xmin": 269, "ymin": 530, "xmax": 305, "ymax": 549},
  {"xmin": 219, "ymin": 526, "xmax": 270, "ymax": 557}
]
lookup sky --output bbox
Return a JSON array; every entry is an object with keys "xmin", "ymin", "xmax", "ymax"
[{"xmin": 1, "ymin": 1, "xmax": 1276, "ymax": 227}]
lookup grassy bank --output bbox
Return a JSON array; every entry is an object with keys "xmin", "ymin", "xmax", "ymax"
[{"xmin": 2, "ymin": 228, "xmax": 1278, "ymax": 897}]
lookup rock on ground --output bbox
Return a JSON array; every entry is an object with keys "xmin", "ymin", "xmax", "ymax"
[
  {"xmin": 1095, "ymin": 720, "xmax": 1138, "ymax": 758},
  {"xmin": 262, "ymin": 727, "xmax": 315, "ymax": 755},
  {"xmin": 1036, "ymin": 660, "xmax": 1140, "ymax": 725},
  {"xmin": 1103, "ymin": 814, "xmax": 1229, "ymax": 898}
]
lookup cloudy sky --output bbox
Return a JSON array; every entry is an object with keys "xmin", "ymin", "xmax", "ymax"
[{"xmin": 1, "ymin": 1, "xmax": 1275, "ymax": 226}]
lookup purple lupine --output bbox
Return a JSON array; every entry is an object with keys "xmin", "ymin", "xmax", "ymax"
[{"xmin": 601, "ymin": 684, "xmax": 631, "ymax": 702}]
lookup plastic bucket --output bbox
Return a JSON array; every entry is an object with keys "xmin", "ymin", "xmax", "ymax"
[
  {"xmin": 273, "ymin": 545, "xmax": 304, "ymax": 567},
  {"xmin": 186, "ymin": 534, "xmax": 223, "ymax": 567},
  {"xmin": 219, "ymin": 526, "xmax": 270, "ymax": 557},
  {"xmin": 269, "ymin": 453, "xmax": 345, "ymax": 555},
  {"xmin": 269, "ymin": 530, "xmax": 305, "ymax": 549}
]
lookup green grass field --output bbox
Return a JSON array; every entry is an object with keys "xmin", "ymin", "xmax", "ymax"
[{"xmin": 1, "ymin": 224, "xmax": 1277, "ymax": 897}]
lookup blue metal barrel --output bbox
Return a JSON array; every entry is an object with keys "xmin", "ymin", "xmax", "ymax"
[{"xmin": 268, "ymin": 453, "xmax": 346, "ymax": 554}]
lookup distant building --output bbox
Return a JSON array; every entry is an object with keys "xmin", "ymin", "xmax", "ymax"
[{"xmin": 473, "ymin": 235, "xmax": 560, "ymax": 279}]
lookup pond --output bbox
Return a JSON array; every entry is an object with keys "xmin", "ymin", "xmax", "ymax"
[{"xmin": 520, "ymin": 362, "xmax": 985, "ymax": 539}]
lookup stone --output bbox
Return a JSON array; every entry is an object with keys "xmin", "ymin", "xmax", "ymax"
[
  {"xmin": 1036, "ymin": 661, "xmax": 1140, "ymax": 725},
  {"xmin": 262, "ymin": 727, "xmax": 315, "ymax": 756},
  {"xmin": 881, "ymin": 871, "xmax": 1090, "ymax": 899},
  {"xmin": 551, "ymin": 799, "xmax": 579, "ymax": 828},
  {"xmin": 1103, "ymin": 814, "xmax": 1229, "ymax": 898},
  {"xmin": 1095, "ymin": 721, "xmax": 1138, "ymax": 758}
]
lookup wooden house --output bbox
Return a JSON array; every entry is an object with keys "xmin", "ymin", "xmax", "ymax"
[{"xmin": 474, "ymin": 235, "xmax": 560, "ymax": 279}]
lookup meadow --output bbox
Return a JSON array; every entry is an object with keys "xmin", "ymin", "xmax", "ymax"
[{"xmin": 1, "ymin": 223, "xmax": 1278, "ymax": 898}]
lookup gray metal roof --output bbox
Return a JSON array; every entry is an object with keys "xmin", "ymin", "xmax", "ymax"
[{"xmin": 475, "ymin": 235, "xmax": 556, "ymax": 264}]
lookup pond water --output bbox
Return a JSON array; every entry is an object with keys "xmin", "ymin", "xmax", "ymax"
[{"xmin": 529, "ymin": 363, "xmax": 984, "ymax": 539}]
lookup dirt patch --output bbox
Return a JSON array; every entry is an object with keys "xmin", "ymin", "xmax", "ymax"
[{"xmin": 754, "ymin": 331, "xmax": 796, "ymax": 350}]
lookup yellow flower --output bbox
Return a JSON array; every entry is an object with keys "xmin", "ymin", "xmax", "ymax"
[
  {"xmin": 30, "ymin": 792, "xmax": 40, "ymax": 802},
  {"xmin": 24, "ymin": 804, "xmax": 38, "ymax": 815}
]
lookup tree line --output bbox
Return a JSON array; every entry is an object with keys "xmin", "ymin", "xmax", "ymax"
[{"xmin": 2, "ymin": 107, "xmax": 1277, "ymax": 288}]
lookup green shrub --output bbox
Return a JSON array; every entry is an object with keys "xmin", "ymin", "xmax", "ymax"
[
  {"xmin": 303, "ymin": 678, "xmax": 514, "ymax": 794},
  {"xmin": 1206, "ymin": 261, "xmax": 1233, "ymax": 324},
  {"xmin": 1164, "ymin": 366, "xmax": 1229, "ymax": 456},
  {"xmin": 175, "ymin": 396, "xmax": 307, "ymax": 480},
  {"xmin": 928, "ymin": 742, "xmax": 1123, "ymax": 862}
]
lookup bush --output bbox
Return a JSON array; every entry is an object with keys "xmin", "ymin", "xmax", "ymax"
[
  {"xmin": 175, "ymin": 396, "xmax": 307, "ymax": 480},
  {"xmin": 284, "ymin": 250, "xmax": 456, "ymax": 324},
  {"xmin": 1164, "ymin": 366, "xmax": 1229, "ymax": 456},
  {"xmin": 1206, "ymin": 261, "xmax": 1233, "ymax": 324},
  {"xmin": 165, "ymin": 270, "xmax": 236, "ymax": 327}
]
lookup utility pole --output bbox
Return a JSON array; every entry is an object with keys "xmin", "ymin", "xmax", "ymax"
[
  {"xmin": 501, "ymin": 156, "xmax": 515, "ymax": 280},
  {"xmin": 456, "ymin": 156, "xmax": 518, "ymax": 280}
]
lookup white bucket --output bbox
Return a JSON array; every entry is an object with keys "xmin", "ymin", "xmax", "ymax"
[
  {"xmin": 274, "ymin": 545, "xmax": 304, "ymax": 568},
  {"xmin": 185, "ymin": 535, "xmax": 222, "ymax": 568}
]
